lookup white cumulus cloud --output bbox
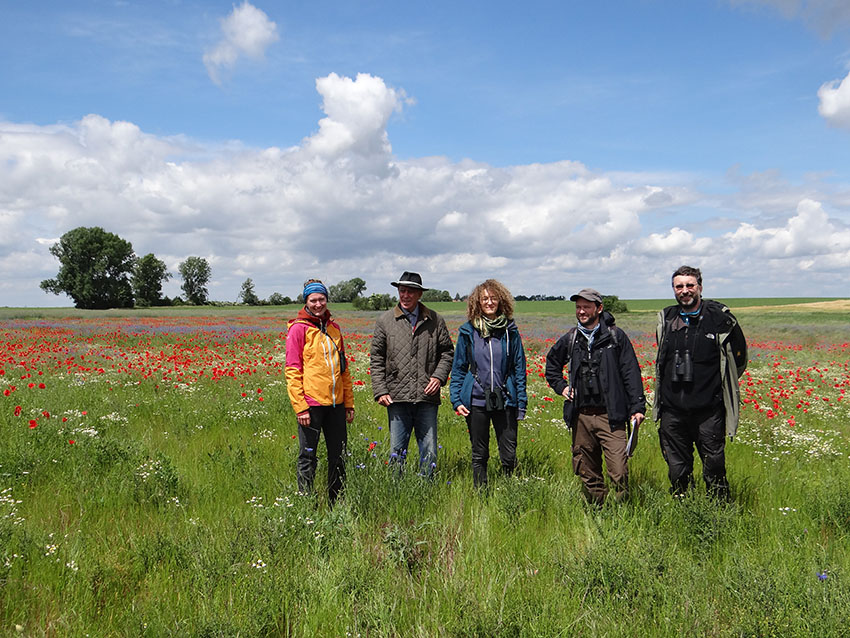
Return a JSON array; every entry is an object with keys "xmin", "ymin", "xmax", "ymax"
[
  {"xmin": 3, "ymin": 71, "xmax": 850, "ymax": 306},
  {"xmin": 818, "ymin": 70, "xmax": 850, "ymax": 129},
  {"xmin": 203, "ymin": 2, "xmax": 279, "ymax": 85}
]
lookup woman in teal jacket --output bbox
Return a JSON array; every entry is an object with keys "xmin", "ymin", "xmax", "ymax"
[{"xmin": 450, "ymin": 279, "xmax": 527, "ymax": 487}]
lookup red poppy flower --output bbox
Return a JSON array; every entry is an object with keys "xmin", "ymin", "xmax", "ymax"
[
  {"xmin": 14, "ymin": 405, "xmax": 22, "ymax": 417},
  {"xmin": 29, "ymin": 420, "xmax": 37, "ymax": 429}
]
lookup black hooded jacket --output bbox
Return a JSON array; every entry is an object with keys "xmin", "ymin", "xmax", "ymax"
[{"xmin": 545, "ymin": 311, "xmax": 646, "ymax": 428}]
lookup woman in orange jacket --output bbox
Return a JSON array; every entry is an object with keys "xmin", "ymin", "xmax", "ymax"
[{"xmin": 285, "ymin": 279, "xmax": 354, "ymax": 505}]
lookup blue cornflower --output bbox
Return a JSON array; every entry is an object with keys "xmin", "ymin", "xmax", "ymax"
[{"xmin": 817, "ymin": 570, "xmax": 828, "ymax": 581}]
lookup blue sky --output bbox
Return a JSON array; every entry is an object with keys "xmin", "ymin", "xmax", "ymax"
[{"xmin": 2, "ymin": 0, "xmax": 850, "ymax": 306}]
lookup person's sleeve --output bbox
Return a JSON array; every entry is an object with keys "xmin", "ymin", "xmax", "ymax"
[
  {"xmin": 544, "ymin": 336, "xmax": 569, "ymax": 395},
  {"xmin": 514, "ymin": 332, "xmax": 528, "ymax": 411},
  {"xmin": 432, "ymin": 318, "xmax": 455, "ymax": 384},
  {"xmin": 339, "ymin": 334, "xmax": 355, "ymax": 409},
  {"xmin": 369, "ymin": 318, "xmax": 389, "ymax": 400},
  {"xmin": 729, "ymin": 319, "xmax": 748, "ymax": 377},
  {"xmin": 449, "ymin": 330, "xmax": 468, "ymax": 409},
  {"xmin": 618, "ymin": 329, "xmax": 646, "ymax": 416},
  {"xmin": 284, "ymin": 323, "xmax": 309, "ymax": 414}
]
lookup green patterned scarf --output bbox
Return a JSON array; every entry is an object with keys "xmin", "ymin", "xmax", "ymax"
[{"xmin": 473, "ymin": 314, "xmax": 508, "ymax": 338}]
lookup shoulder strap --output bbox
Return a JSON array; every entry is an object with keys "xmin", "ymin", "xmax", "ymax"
[{"xmin": 567, "ymin": 327, "xmax": 578, "ymax": 355}]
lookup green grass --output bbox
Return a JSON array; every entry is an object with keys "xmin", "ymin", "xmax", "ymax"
[
  {"xmin": 3, "ymin": 296, "xmax": 847, "ymax": 320},
  {"xmin": 1, "ymin": 306, "xmax": 849, "ymax": 636}
]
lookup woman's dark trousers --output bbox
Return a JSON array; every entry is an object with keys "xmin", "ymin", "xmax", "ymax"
[
  {"xmin": 297, "ymin": 405, "xmax": 347, "ymax": 504},
  {"xmin": 466, "ymin": 406, "xmax": 518, "ymax": 487}
]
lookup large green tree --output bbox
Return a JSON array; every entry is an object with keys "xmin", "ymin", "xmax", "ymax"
[
  {"xmin": 238, "ymin": 278, "xmax": 259, "ymax": 305},
  {"xmin": 421, "ymin": 288, "xmax": 452, "ymax": 302},
  {"xmin": 329, "ymin": 278, "xmax": 367, "ymax": 302},
  {"xmin": 40, "ymin": 227, "xmax": 135, "ymax": 309},
  {"xmin": 133, "ymin": 253, "xmax": 171, "ymax": 307},
  {"xmin": 178, "ymin": 256, "xmax": 211, "ymax": 305},
  {"xmin": 266, "ymin": 292, "xmax": 292, "ymax": 306}
]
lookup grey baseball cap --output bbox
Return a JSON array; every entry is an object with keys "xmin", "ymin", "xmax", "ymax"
[{"xmin": 570, "ymin": 288, "xmax": 603, "ymax": 304}]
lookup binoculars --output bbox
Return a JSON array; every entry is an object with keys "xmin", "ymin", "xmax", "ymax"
[
  {"xmin": 672, "ymin": 349, "xmax": 693, "ymax": 383},
  {"xmin": 580, "ymin": 365, "xmax": 601, "ymax": 395}
]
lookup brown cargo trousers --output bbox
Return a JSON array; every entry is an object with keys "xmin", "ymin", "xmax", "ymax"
[{"xmin": 572, "ymin": 409, "xmax": 628, "ymax": 506}]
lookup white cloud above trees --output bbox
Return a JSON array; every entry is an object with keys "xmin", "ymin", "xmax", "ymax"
[{"xmin": 2, "ymin": 71, "xmax": 850, "ymax": 305}]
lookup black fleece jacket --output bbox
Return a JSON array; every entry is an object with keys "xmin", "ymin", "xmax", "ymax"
[{"xmin": 544, "ymin": 311, "xmax": 646, "ymax": 428}]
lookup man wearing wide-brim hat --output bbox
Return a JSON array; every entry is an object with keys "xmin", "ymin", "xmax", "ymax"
[{"xmin": 370, "ymin": 271, "xmax": 454, "ymax": 476}]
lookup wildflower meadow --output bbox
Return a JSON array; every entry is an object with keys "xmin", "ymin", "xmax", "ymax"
[{"xmin": 1, "ymin": 302, "xmax": 849, "ymax": 637}]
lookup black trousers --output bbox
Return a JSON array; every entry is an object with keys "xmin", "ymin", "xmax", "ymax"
[
  {"xmin": 297, "ymin": 405, "xmax": 347, "ymax": 504},
  {"xmin": 466, "ymin": 406, "xmax": 518, "ymax": 487},
  {"xmin": 659, "ymin": 404, "xmax": 729, "ymax": 497}
]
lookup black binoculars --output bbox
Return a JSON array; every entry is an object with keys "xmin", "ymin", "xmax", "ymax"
[
  {"xmin": 581, "ymin": 365, "xmax": 601, "ymax": 395},
  {"xmin": 672, "ymin": 349, "xmax": 693, "ymax": 383}
]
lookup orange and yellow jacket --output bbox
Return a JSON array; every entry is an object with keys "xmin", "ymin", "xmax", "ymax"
[{"xmin": 285, "ymin": 308, "xmax": 354, "ymax": 415}]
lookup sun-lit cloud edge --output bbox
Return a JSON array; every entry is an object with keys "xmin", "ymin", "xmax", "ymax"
[{"xmin": 1, "ymin": 71, "xmax": 849, "ymax": 306}]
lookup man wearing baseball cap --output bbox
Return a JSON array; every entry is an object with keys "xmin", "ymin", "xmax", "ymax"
[
  {"xmin": 370, "ymin": 271, "xmax": 454, "ymax": 476},
  {"xmin": 545, "ymin": 288, "xmax": 646, "ymax": 505}
]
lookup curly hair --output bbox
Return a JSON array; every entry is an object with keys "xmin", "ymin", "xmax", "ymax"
[{"xmin": 466, "ymin": 279, "xmax": 515, "ymax": 321}]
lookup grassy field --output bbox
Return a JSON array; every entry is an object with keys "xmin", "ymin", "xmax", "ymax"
[
  {"xmin": 1, "ymin": 301, "xmax": 849, "ymax": 636},
  {"xmin": 3, "ymin": 296, "xmax": 845, "ymax": 319}
]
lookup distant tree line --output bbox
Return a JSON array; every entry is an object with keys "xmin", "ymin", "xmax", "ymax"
[
  {"xmin": 514, "ymin": 294, "xmax": 566, "ymax": 301},
  {"xmin": 40, "ymin": 228, "xmax": 629, "ymax": 312}
]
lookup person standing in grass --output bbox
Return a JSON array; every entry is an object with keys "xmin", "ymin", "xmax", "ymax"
[
  {"xmin": 370, "ymin": 271, "xmax": 454, "ymax": 476},
  {"xmin": 653, "ymin": 265, "xmax": 747, "ymax": 499},
  {"xmin": 450, "ymin": 280, "xmax": 527, "ymax": 488},
  {"xmin": 285, "ymin": 279, "xmax": 354, "ymax": 505},
  {"xmin": 545, "ymin": 288, "xmax": 646, "ymax": 506}
]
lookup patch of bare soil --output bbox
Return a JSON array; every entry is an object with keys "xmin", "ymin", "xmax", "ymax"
[{"xmin": 736, "ymin": 299, "xmax": 850, "ymax": 312}]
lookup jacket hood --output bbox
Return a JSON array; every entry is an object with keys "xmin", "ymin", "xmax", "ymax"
[{"xmin": 289, "ymin": 306, "xmax": 331, "ymax": 327}]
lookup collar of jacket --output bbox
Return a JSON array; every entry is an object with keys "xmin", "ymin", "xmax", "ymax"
[
  {"xmin": 393, "ymin": 302, "xmax": 432, "ymax": 324},
  {"xmin": 290, "ymin": 306, "xmax": 331, "ymax": 328},
  {"xmin": 577, "ymin": 313, "xmax": 613, "ymax": 346}
]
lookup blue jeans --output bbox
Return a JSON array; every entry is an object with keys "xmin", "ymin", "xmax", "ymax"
[{"xmin": 387, "ymin": 402, "xmax": 438, "ymax": 475}]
